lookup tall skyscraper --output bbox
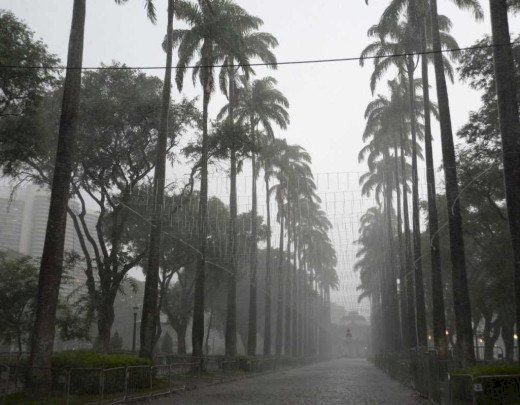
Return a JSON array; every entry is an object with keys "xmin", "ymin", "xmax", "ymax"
[{"xmin": 0, "ymin": 184, "xmax": 97, "ymax": 294}]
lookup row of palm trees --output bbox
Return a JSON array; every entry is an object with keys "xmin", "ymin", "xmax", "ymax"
[
  {"xmin": 358, "ymin": 0, "xmax": 520, "ymax": 366},
  {"xmin": 27, "ymin": 0, "xmax": 340, "ymax": 387}
]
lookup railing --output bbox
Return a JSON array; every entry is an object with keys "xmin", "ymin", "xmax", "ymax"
[
  {"xmin": 449, "ymin": 374, "xmax": 520, "ymax": 404},
  {"xmin": 1, "ymin": 355, "xmax": 316, "ymax": 403},
  {"xmin": 374, "ymin": 347, "xmax": 520, "ymax": 404}
]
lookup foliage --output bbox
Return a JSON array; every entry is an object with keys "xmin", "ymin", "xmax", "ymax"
[
  {"xmin": 0, "ymin": 251, "xmax": 38, "ymax": 352},
  {"xmin": 50, "ymin": 351, "xmax": 151, "ymax": 369},
  {"xmin": 452, "ymin": 364, "xmax": 520, "ymax": 377},
  {"xmin": 0, "ymin": 11, "xmax": 59, "ymax": 120},
  {"xmin": 458, "ymin": 35, "xmax": 520, "ymax": 162}
]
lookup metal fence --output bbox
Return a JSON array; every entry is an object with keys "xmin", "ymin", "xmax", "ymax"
[
  {"xmin": 374, "ymin": 348, "xmax": 520, "ymax": 404},
  {"xmin": 1, "ymin": 355, "xmax": 313, "ymax": 403}
]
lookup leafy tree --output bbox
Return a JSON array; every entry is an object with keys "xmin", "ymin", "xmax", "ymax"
[
  {"xmin": 1, "ymin": 65, "xmax": 198, "ymax": 352},
  {"xmin": 0, "ymin": 251, "xmax": 38, "ymax": 355},
  {"xmin": 71, "ymin": 68, "xmax": 196, "ymax": 353},
  {"xmin": 488, "ymin": 1, "xmax": 520, "ymax": 360},
  {"xmin": 0, "ymin": 251, "xmax": 90, "ymax": 355},
  {"xmin": 457, "ymin": 34, "xmax": 520, "ymax": 361},
  {"xmin": 0, "ymin": 11, "xmax": 59, "ymax": 121}
]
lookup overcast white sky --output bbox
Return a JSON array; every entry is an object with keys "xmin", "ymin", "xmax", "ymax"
[
  {"xmin": 2, "ymin": 0, "xmax": 518, "ymax": 312},
  {"xmin": 3, "ymin": 0, "xmax": 514, "ymax": 178}
]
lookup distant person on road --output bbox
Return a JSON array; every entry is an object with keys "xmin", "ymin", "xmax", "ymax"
[{"xmin": 345, "ymin": 328, "xmax": 353, "ymax": 357}]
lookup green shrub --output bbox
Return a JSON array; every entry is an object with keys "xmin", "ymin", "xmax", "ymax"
[
  {"xmin": 51, "ymin": 350, "xmax": 152, "ymax": 369},
  {"xmin": 51, "ymin": 351, "xmax": 152, "ymax": 395},
  {"xmin": 452, "ymin": 364, "xmax": 520, "ymax": 378}
]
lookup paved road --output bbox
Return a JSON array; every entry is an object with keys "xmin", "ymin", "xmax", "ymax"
[{"xmin": 155, "ymin": 358, "xmax": 425, "ymax": 404}]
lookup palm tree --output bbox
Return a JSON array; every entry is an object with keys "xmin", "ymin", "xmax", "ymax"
[
  {"xmin": 233, "ymin": 76, "xmax": 289, "ymax": 356},
  {"xmin": 28, "ymin": 0, "xmax": 87, "ymax": 388},
  {"xmin": 429, "ymin": 0, "xmax": 483, "ymax": 364},
  {"xmin": 360, "ymin": 77, "xmax": 434, "ymax": 349},
  {"xmin": 216, "ymin": 27, "xmax": 278, "ymax": 357},
  {"xmin": 139, "ymin": 0, "xmax": 175, "ymax": 360},
  {"xmin": 257, "ymin": 136, "xmax": 284, "ymax": 356},
  {"xmin": 29, "ymin": 0, "xmax": 157, "ymax": 386},
  {"xmin": 355, "ymin": 207, "xmax": 387, "ymax": 352},
  {"xmin": 488, "ymin": 0, "xmax": 520, "ymax": 363},
  {"xmin": 370, "ymin": 0, "xmax": 459, "ymax": 358},
  {"xmin": 172, "ymin": 0, "xmax": 254, "ymax": 359},
  {"xmin": 270, "ymin": 142, "xmax": 312, "ymax": 355},
  {"xmin": 360, "ymin": 18, "xmax": 441, "ymax": 348}
]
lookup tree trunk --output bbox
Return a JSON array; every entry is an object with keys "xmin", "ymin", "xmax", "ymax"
[
  {"xmin": 420, "ymin": 19, "xmax": 448, "ymax": 358},
  {"xmin": 264, "ymin": 175, "xmax": 272, "ymax": 356},
  {"xmin": 394, "ymin": 145, "xmax": 408, "ymax": 349},
  {"xmin": 247, "ymin": 121, "xmax": 258, "ymax": 356},
  {"xmin": 225, "ymin": 69, "xmax": 238, "ymax": 358},
  {"xmin": 192, "ymin": 42, "xmax": 211, "ymax": 361},
  {"xmin": 489, "ymin": 0, "xmax": 520, "ymax": 364},
  {"xmin": 383, "ymin": 166, "xmax": 402, "ymax": 352},
  {"xmin": 502, "ymin": 320, "xmax": 514, "ymax": 362},
  {"xmin": 28, "ymin": 0, "xmax": 86, "ymax": 389},
  {"xmin": 176, "ymin": 325, "xmax": 187, "ymax": 355},
  {"xmin": 430, "ymin": 0, "xmax": 475, "ymax": 365},
  {"xmin": 406, "ymin": 63, "xmax": 428, "ymax": 348},
  {"xmin": 205, "ymin": 309, "xmax": 213, "ymax": 356},
  {"xmin": 400, "ymin": 128, "xmax": 417, "ymax": 349},
  {"xmin": 97, "ymin": 293, "xmax": 116, "ymax": 353},
  {"xmin": 140, "ymin": 0, "xmax": 175, "ymax": 360},
  {"xmin": 275, "ymin": 208, "xmax": 285, "ymax": 355},
  {"xmin": 284, "ymin": 200, "xmax": 292, "ymax": 356},
  {"xmin": 291, "ymin": 217, "xmax": 298, "ymax": 357}
]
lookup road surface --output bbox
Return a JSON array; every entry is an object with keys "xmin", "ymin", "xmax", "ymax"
[{"xmin": 154, "ymin": 358, "xmax": 425, "ymax": 404}]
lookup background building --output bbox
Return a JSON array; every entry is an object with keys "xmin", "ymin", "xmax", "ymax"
[{"xmin": 0, "ymin": 184, "xmax": 97, "ymax": 294}]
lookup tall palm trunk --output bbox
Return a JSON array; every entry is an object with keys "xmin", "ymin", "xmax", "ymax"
[
  {"xmin": 263, "ymin": 174, "xmax": 272, "ymax": 356},
  {"xmin": 275, "ymin": 207, "xmax": 285, "ymax": 355},
  {"xmin": 291, "ymin": 216, "xmax": 298, "ymax": 357},
  {"xmin": 284, "ymin": 199, "xmax": 292, "ymax": 355},
  {"xmin": 394, "ymin": 145, "xmax": 408, "ymax": 347},
  {"xmin": 297, "ymin": 238, "xmax": 303, "ymax": 356},
  {"xmin": 28, "ymin": 0, "xmax": 86, "ymax": 388},
  {"xmin": 247, "ymin": 119, "xmax": 258, "ymax": 356},
  {"xmin": 420, "ymin": 20, "xmax": 447, "ymax": 358},
  {"xmin": 383, "ymin": 162, "xmax": 402, "ymax": 352},
  {"xmin": 192, "ymin": 41, "xmax": 211, "ymax": 361},
  {"xmin": 406, "ymin": 63, "xmax": 427, "ymax": 348},
  {"xmin": 140, "ymin": 0, "xmax": 175, "ymax": 360},
  {"xmin": 430, "ymin": 0, "xmax": 474, "ymax": 364},
  {"xmin": 489, "ymin": 0, "xmax": 520, "ymax": 364},
  {"xmin": 302, "ymin": 260, "xmax": 308, "ymax": 355},
  {"xmin": 225, "ymin": 69, "xmax": 238, "ymax": 357},
  {"xmin": 400, "ymin": 127, "xmax": 417, "ymax": 349}
]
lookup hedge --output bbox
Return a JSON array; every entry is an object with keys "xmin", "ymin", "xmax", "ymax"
[
  {"xmin": 452, "ymin": 364, "xmax": 520, "ymax": 378},
  {"xmin": 51, "ymin": 351, "xmax": 151, "ymax": 369}
]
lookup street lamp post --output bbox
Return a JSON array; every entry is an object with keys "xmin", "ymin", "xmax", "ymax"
[{"xmin": 132, "ymin": 306, "xmax": 139, "ymax": 353}]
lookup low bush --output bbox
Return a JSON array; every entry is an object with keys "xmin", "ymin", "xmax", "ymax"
[
  {"xmin": 452, "ymin": 363, "xmax": 520, "ymax": 378},
  {"xmin": 51, "ymin": 350, "xmax": 152, "ymax": 369}
]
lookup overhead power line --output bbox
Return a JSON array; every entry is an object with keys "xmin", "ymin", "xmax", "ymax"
[{"xmin": 0, "ymin": 41, "xmax": 517, "ymax": 71}]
